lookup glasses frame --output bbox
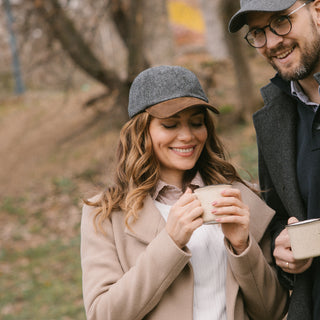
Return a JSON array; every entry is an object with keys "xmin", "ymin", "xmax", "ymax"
[{"xmin": 244, "ymin": 1, "xmax": 312, "ymax": 48}]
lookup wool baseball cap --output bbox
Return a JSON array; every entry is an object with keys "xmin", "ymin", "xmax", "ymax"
[
  {"xmin": 128, "ymin": 65, "xmax": 219, "ymax": 119},
  {"xmin": 229, "ymin": 0, "xmax": 297, "ymax": 33}
]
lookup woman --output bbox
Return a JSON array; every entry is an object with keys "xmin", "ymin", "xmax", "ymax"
[{"xmin": 81, "ymin": 65, "xmax": 288, "ymax": 320}]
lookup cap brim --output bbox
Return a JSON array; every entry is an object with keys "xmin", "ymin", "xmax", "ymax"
[
  {"xmin": 228, "ymin": 0, "xmax": 297, "ymax": 33},
  {"xmin": 145, "ymin": 97, "xmax": 219, "ymax": 119},
  {"xmin": 229, "ymin": 11, "xmax": 249, "ymax": 33}
]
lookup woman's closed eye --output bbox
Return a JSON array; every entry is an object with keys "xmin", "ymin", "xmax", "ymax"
[
  {"xmin": 161, "ymin": 122, "xmax": 204, "ymax": 129},
  {"xmin": 190, "ymin": 121, "xmax": 204, "ymax": 128},
  {"xmin": 161, "ymin": 122, "xmax": 177, "ymax": 129}
]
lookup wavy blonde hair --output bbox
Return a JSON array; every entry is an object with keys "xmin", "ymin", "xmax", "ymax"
[{"xmin": 85, "ymin": 110, "xmax": 248, "ymax": 232}]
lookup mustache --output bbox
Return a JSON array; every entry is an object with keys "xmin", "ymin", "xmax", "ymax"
[{"xmin": 266, "ymin": 43, "xmax": 295, "ymax": 57}]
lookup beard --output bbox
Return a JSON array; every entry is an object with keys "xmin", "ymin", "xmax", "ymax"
[{"xmin": 268, "ymin": 21, "xmax": 320, "ymax": 81}]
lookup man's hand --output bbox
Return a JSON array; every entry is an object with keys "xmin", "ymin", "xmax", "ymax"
[{"xmin": 273, "ymin": 217, "xmax": 313, "ymax": 273}]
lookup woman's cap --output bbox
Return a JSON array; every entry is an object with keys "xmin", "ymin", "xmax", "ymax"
[
  {"xmin": 128, "ymin": 65, "xmax": 219, "ymax": 119},
  {"xmin": 228, "ymin": 0, "xmax": 297, "ymax": 33}
]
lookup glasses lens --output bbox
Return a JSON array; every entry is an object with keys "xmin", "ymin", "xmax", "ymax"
[
  {"xmin": 246, "ymin": 29, "xmax": 266, "ymax": 48},
  {"xmin": 270, "ymin": 16, "xmax": 291, "ymax": 36}
]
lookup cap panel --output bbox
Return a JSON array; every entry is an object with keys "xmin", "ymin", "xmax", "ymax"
[
  {"xmin": 228, "ymin": 0, "xmax": 297, "ymax": 33},
  {"xmin": 128, "ymin": 65, "xmax": 214, "ymax": 118}
]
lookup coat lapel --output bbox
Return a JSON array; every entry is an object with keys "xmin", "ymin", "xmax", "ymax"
[
  {"xmin": 233, "ymin": 182, "xmax": 275, "ymax": 242},
  {"xmin": 123, "ymin": 184, "xmax": 276, "ymax": 320},
  {"xmin": 253, "ymin": 84, "xmax": 306, "ymax": 220},
  {"xmin": 125, "ymin": 195, "xmax": 166, "ymax": 244},
  {"xmin": 227, "ymin": 182, "xmax": 276, "ymax": 320}
]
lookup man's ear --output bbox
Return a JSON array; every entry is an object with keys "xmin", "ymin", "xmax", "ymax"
[{"xmin": 311, "ymin": 0, "xmax": 320, "ymax": 26}]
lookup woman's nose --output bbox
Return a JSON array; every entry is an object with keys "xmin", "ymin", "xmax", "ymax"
[{"xmin": 178, "ymin": 125, "xmax": 194, "ymax": 140}]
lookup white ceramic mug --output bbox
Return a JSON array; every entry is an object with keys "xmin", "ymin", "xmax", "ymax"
[{"xmin": 194, "ymin": 184, "xmax": 232, "ymax": 224}]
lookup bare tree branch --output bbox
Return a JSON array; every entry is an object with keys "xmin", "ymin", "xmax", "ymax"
[{"xmin": 31, "ymin": 0, "xmax": 122, "ymax": 90}]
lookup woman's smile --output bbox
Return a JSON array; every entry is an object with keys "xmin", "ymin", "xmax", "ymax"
[{"xmin": 170, "ymin": 145, "xmax": 196, "ymax": 156}]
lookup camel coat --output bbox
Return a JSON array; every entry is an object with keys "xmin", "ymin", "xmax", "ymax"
[{"xmin": 81, "ymin": 182, "xmax": 288, "ymax": 320}]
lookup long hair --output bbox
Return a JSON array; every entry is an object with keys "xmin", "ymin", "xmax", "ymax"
[
  {"xmin": 86, "ymin": 110, "xmax": 249, "ymax": 232},
  {"xmin": 85, "ymin": 112, "xmax": 160, "ymax": 232},
  {"xmin": 197, "ymin": 111, "xmax": 243, "ymax": 185}
]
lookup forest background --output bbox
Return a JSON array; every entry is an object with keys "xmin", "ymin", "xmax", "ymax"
[{"xmin": 0, "ymin": 0, "xmax": 274, "ymax": 319}]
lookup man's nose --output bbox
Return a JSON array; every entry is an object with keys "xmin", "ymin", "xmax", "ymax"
[{"xmin": 265, "ymin": 28, "xmax": 284, "ymax": 49}]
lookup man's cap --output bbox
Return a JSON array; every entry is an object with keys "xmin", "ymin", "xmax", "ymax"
[
  {"xmin": 228, "ymin": 0, "xmax": 297, "ymax": 33},
  {"xmin": 128, "ymin": 65, "xmax": 219, "ymax": 119}
]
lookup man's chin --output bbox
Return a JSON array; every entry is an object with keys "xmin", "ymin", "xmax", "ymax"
[
  {"xmin": 271, "ymin": 63, "xmax": 309, "ymax": 81},
  {"xmin": 279, "ymin": 68, "xmax": 310, "ymax": 81}
]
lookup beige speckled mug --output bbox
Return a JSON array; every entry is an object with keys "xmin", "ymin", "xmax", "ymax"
[
  {"xmin": 286, "ymin": 218, "xmax": 320, "ymax": 259},
  {"xmin": 194, "ymin": 184, "xmax": 232, "ymax": 224}
]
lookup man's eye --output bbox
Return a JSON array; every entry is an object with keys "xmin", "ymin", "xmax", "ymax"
[
  {"xmin": 252, "ymin": 28, "xmax": 264, "ymax": 37},
  {"xmin": 273, "ymin": 16, "xmax": 288, "ymax": 27}
]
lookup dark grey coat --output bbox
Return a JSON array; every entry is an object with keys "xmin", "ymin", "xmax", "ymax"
[{"xmin": 252, "ymin": 74, "xmax": 320, "ymax": 320}]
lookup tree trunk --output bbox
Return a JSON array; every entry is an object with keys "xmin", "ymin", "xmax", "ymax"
[
  {"xmin": 143, "ymin": 0, "xmax": 174, "ymax": 66},
  {"xmin": 219, "ymin": 0, "xmax": 259, "ymax": 122},
  {"xmin": 127, "ymin": 0, "xmax": 148, "ymax": 83},
  {"xmin": 200, "ymin": 0, "xmax": 228, "ymax": 60}
]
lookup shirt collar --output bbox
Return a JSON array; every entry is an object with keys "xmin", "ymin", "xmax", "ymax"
[
  {"xmin": 271, "ymin": 73, "xmax": 320, "ymax": 111},
  {"xmin": 290, "ymin": 80, "xmax": 319, "ymax": 110},
  {"xmin": 152, "ymin": 172, "xmax": 205, "ymax": 205}
]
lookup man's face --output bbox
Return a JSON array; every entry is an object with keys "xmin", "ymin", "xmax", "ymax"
[{"xmin": 246, "ymin": 1, "xmax": 320, "ymax": 81}]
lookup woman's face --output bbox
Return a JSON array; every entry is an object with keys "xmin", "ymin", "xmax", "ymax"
[{"xmin": 149, "ymin": 107, "xmax": 208, "ymax": 187}]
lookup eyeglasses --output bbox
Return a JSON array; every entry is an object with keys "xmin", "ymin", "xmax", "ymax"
[{"xmin": 244, "ymin": 1, "xmax": 312, "ymax": 48}]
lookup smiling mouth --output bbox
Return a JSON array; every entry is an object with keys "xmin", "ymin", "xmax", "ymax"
[
  {"xmin": 171, "ymin": 147, "xmax": 195, "ymax": 153},
  {"xmin": 275, "ymin": 47, "xmax": 294, "ymax": 59}
]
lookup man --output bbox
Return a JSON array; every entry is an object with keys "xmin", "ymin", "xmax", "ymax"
[{"xmin": 228, "ymin": 0, "xmax": 320, "ymax": 319}]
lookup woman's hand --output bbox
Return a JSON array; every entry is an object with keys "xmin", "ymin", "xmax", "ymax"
[
  {"xmin": 166, "ymin": 188, "xmax": 203, "ymax": 248},
  {"xmin": 213, "ymin": 188, "xmax": 250, "ymax": 254}
]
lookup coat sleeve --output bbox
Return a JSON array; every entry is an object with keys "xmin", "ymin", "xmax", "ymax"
[
  {"xmin": 80, "ymin": 203, "xmax": 191, "ymax": 320},
  {"xmin": 225, "ymin": 232, "xmax": 289, "ymax": 320}
]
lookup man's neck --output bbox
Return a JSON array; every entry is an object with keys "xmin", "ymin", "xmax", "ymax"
[{"xmin": 298, "ymin": 75, "xmax": 320, "ymax": 105}]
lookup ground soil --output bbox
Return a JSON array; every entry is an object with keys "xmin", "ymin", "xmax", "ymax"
[{"xmin": 0, "ymin": 50, "xmax": 274, "ymax": 252}]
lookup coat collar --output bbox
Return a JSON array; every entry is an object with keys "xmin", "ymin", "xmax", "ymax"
[
  {"xmin": 125, "ymin": 195, "xmax": 165, "ymax": 244},
  {"xmin": 125, "ymin": 182, "xmax": 275, "ymax": 245},
  {"xmin": 253, "ymin": 81, "xmax": 306, "ymax": 220},
  {"xmin": 127, "ymin": 173, "xmax": 205, "ymax": 243},
  {"xmin": 254, "ymin": 82, "xmax": 297, "ymax": 184}
]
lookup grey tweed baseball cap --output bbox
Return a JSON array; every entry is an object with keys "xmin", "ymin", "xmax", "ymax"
[
  {"xmin": 128, "ymin": 65, "xmax": 219, "ymax": 119},
  {"xmin": 229, "ymin": 0, "xmax": 297, "ymax": 33}
]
